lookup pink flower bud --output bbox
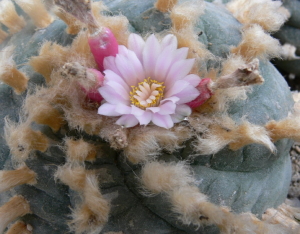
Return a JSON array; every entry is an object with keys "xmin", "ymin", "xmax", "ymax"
[
  {"xmin": 186, "ymin": 78, "xmax": 213, "ymax": 108},
  {"xmin": 88, "ymin": 27, "xmax": 118, "ymax": 72},
  {"xmin": 83, "ymin": 68, "xmax": 104, "ymax": 103}
]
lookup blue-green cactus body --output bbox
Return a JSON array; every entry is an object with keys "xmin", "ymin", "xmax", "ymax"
[{"xmin": 0, "ymin": 1, "xmax": 294, "ymax": 233}]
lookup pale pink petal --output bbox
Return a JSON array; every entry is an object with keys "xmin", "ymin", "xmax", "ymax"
[
  {"xmin": 183, "ymin": 74, "xmax": 201, "ymax": 87},
  {"xmin": 128, "ymin": 33, "xmax": 145, "ymax": 62},
  {"xmin": 157, "ymin": 101, "xmax": 176, "ymax": 115},
  {"xmin": 174, "ymin": 85, "xmax": 200, "ymax": 104},
  {"xmin": 164, "ymin": 80, "xmax": 190, "ymax": 98},
  {"xmin": 170, "ymin": 104, "xmax": 191, "ymax": 123},
  {"xmin": 115, "ymin": 54, "xmax": 138, "ymax": 86},
  {"xmin": 170, "ymin": 113, "xmax": 183, "ymax": 123},
  {"xmin": 126, "ymin": 50, "xmax": 145, "ymax": 83},
  {"xmin": 165, "ymin": 59, "xmax": 195, "ymax": 88},
  {"xmin": 118, "ymin": 45, "xmax": 129, "ymax": 56},
  {"xmin": 131, "ymin": 105, "xmax": 145, "ymax": 116},
  {"xmin": 160, "ymin": 96, "xmax": 180, "ymax": 104},
  {"xmin": 161, "ymin": 34, "xmax": 177, "ymax": 51},
  {"xmin": 172, "ymin": 47, "xmax": 189, "ymax": 63},
  {"xmin": 154, "ymin": 45, "xmax": 175, "ymax": 83},
  {"xmin": 99, "ymin": 86, "xmax": 129, "ymax": 105},
  {"xmin": 175, "ymin": 104, "xmax": 191, "ymax": 116},
  {"xmin": 147, "ymin": 106, "xmax": 160, "ymax": 113},
  {"xmin": 152, "ymin": 113, "xmax": 174, "ymax": 129},
  {"xmin": 115, "ymin": 104, "xmax": 132, "ymax": 115},
  {"xmin": 143, "ymin": 34, "xmax": 161, "ymax": 79},
  {"xmin": 88, "ymin": 27, "xmax": 118, "ymax": 71},
  {"xmin": 135, "ymin": 111, "xmax": 153, "ymax": 125},
  {"xmin": 106, "ymin": 80, "xmax": 129, "ymax": 99},
  {"xmin": 98, "ymin": 103, "xmax": 120, "ymax": 116},
  {"xmin": 103, "ymin": 70, "xmax": 130, "ymax": 92},
  {"xmin": 116, "ymin": 114, "xmax": 139, "ymax": 128},
  {"xmin": 103, "ymin": 56, "xmax": 122, "ymax": 77}
]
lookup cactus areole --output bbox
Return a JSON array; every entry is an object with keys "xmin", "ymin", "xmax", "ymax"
[{"xmin": 0, "ymin": 0, "xmax": 296, "ymax": 234}]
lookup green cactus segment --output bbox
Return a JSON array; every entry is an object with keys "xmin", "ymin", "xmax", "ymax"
[
  {"xmin": 0, "ymin": 85, "xmax": 23, "ymax": 169},
  {"xmin": 274, "ymin": 25, "xmax": 300, "ymax": 55},
  {"xmin": 0, "ymin": 0, "xmax": 296, "ymax": 233},
  {"xmin": 272, "ymin": 0, "xmax": 300, "ymax": 77},
  {"xmin": 282, "ymin": 0, "xmax": 300, "ymax": 29}
]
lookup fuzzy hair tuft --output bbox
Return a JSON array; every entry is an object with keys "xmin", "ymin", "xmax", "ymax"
[
  {"xmin": 231, "ymin": 24, "xmax": 282, "ymax": 61},
  {"xmin": 141, "ymin": 161, "xmax": 196, "ymax": 195},
  {"xmin": 227, "ymin": 0, "xmax": 290, "ymax": 33}
]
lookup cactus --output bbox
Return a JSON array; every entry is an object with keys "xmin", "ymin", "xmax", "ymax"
[
  {"xmin": 0, "ymin": 0, "xmax": 300, "ymax": 233},
  {"xmin": 270, "ymin": 0, "xmax": 300, "ymax": 90}
]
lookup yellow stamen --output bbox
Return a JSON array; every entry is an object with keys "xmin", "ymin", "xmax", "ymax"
[{"xmin": 130, "ymin": 78, "xmax": 165, "ymax": 109}]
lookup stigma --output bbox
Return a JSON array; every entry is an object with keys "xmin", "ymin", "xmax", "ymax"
[{"xmin": 130, "ymin": 78, "xmax": 165, "ymax": 109}]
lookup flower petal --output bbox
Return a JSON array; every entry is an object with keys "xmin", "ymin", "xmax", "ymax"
[
  {"xmin": 147, "ymin": 106, "xmax": 160, "ymax": 113},
  {"xmin": 170, "ymin": 113, "xmax": 184, "ymax": 123},
  {"xmin": 135, "ymin": 111, "xmax": 153, "ymax": 125},
  {"xmin": 115, "ymin": 54, "xmax": 138, "ymax": 86},
  {"xmin": 103, "ymin": 70, "xmax": 130, "ymax": 92},
  {"xmin": 126, "ymin": 49, "xmax": 145, "ymax": 83},
  {"xmin": 161, "ymin": 34, "xmax": 177, "ymax": 51},
  {"xmin": 118, "ymin": 45, "xmax": 129, "ymax": 56},
  {"xmin": 160, "ymin": 96, "xmax": 180, "ymax": 104},
  {"xmin": 175, "ymin": 104, "xmax": 192, "ymax": 116},
  {"xmin": 115, "ymin": 103, "xmax": 132, "ymax": 115},
  {"xmin": 170, "ymin": 105, "xmax": 191, "ymax": 123},
  {"xmin": 99, "ymin": 85, "xmax": 129, "ymax": 105},
  {"xmin": 106, "ymin": 80, "xmax": 129, "ymax": 99},
  {"xmin": 128, "ymin": 33, "xmax": 145, "ymax": 62},
  {"xmin": 157, "ymin": 101, "xmax": 176, "ymax": 115},
  {"xmin": 172, "ymin": 47, "xmax": 189, "ymax": 63},
  {"xmin": 131, "ymin": 105, "xmax": 145, "ymax": 116},
  {"xmin": 154, "ymin": 45, "xmax": 176, "ymax": 83},
  {"xmin": 174, "ymin": 85, "xmax": 200, "ymax": 104},
  {"xmin": 98, "ymin": 103, "xmax": 120, "ymax": 116},
  {"xmin": 152, "ymin": 113, "xmax": 174, "ymax": 129},
  {"xmin": 183, "ymin": 74, "xmax": 201, "ymax": 87},
  {"xmin": 116, "ymin": 114, "xmax": 139, "ymax": 128},
  {"xmin": 164, "ymin": 80, "xmax": 190, "ymax": 98},
  {"xmin": 103, "ymin": 56, "xmax": 122, "ymax": 77},
  {"xmin": 143, "ymin": 34, "xmax": 161, "ymax": 79},
  {"xmin": 165, "ymin": 59, "xmax": 195, "ymax": 88}
]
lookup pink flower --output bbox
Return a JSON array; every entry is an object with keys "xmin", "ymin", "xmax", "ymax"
[{"xmin": 97, "ymin": 34, "xmax": 201, "ymax": 129}]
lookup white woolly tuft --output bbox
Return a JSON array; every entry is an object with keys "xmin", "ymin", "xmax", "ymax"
[
  {"xmin": 14, "ymin": 0, "xmax": 53, "ymax": 28},
  {"xmin": 0, "ymin": 46, "xmax": 15, "ymax": 76},
  {"xmin": 231, "ymin": 24, "xmax": 282, "ymax": 61},
  {"xmin": 0, "ymin": 196, "xmax": 31, "ymax": 234},
  {"xmin": 124, "ymin": 126, "xmax": 183, "ymax": 164},
  {"xmin": 0, "ymin": 0, "xmax": 26, "ymax": 34},
  {"xmin": 227, "ymin": 0, "xmax": 290, "ymax": 32},
  {"xmin": 0, "ymin": 166, "xmax": 36, "ymax": 193},
  {"xmin": 141, "ymin": 161, "xmax": 196, "ymax": 195},
  {"xmin": 192, "ymin": 115, "xmax": 276, "ymax": 155},
  {"xmin": 169, "ymin": 186, "xmax": 208, "ymax": 227}
]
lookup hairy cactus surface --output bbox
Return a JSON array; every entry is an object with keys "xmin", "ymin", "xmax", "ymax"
[
  {"xmin": 271, "ymin": 0, "xmax": 300, "ymax": 90},
  {"xmin": 0, "ymin": 0, "xmax": 300, "ymax": 234}
]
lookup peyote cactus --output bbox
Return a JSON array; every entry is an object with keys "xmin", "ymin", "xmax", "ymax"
[
  {"xmin": 271, "ymin": 0, "xmax": 300, "ymax": 90},
  {"xmin": 0, "ymin": 0, "xmax": 300, "ymax": 234}
]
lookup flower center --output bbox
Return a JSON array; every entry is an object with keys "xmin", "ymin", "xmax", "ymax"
[{"xmin": 130, "ymin": 78, "xmax": 165, "ymax": 109}]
